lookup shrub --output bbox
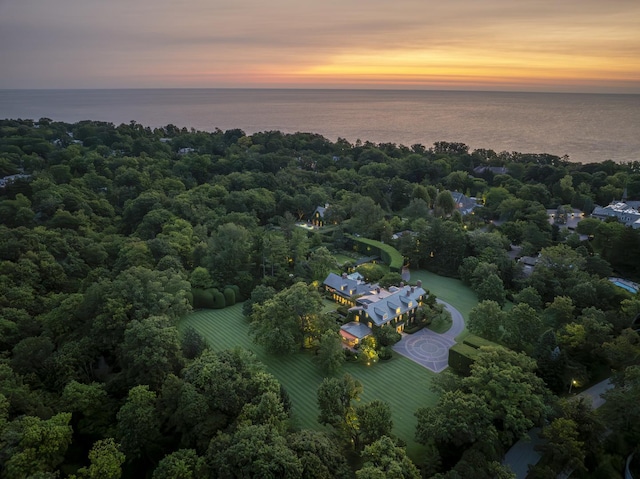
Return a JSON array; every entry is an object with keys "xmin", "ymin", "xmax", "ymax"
[
  {"xmin": 448, "ymin": 343, "xmax": 480, "ymax": 376},
  {"xmin": 207, "ymin": 288, "xmax": 226, "ymax": 309},
  {"xmin": 463, "ymin": 334, "xmax": 500, "ymax": 350},
  {"xmin": 192, "ymin": 288, "xmax": 214, "ymax": 309},
  {"xmin": 223, "ymin": 287, "xmax": 236, "ymax": 306}
]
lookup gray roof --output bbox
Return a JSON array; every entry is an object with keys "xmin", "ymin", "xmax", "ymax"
[
  {"xmin": 314, "ymin": 205, "xmax": 327, "ymax": 217},
  {"xmin": 352, "ymin": 284, "xmax": 426, "ymax": 327},
  {"xmin": 473, "ymin": 166, "xmax": 508, "ymax": 175},
  {"xmin": 592, "ymin": 202, "xmax": 640, "ymax": 227},
  {"xmin": 323, "ymin": 272, "xmax": 376, "ymax": 298},
  {"xmin": 451, "ymin": 191, "xmax": 478, "ymax": 215},
  {"xmin": 341, "ymin": 321, "xmax": 372, "ymax": 339}
]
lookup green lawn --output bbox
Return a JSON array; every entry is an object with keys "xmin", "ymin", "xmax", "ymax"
[
  {"xmin": 409, "ymin": 270, "xmax": 476, "ymax": 334},
  {"xmin": 178, "ymin": 303, "xmax": 438, "ymax": 461},
  {"xmin": 332, "ymin": 253, "xmax": 356, "ymax": 266}
]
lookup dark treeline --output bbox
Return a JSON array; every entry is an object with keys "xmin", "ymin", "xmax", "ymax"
[{"xmin": 1, "ymin": 118, "xmax": 639, "ymax": 478}]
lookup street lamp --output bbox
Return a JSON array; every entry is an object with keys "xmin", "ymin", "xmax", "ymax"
[{"xmin": 569, "ymin": 379, "xmax": 578, "ymax": 393}]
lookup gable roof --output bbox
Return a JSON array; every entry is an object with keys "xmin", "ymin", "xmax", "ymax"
[
  {"xmin": 314, "ymin": 204, "xmax": 328, "ymax": 217},
  {"xmin": 323, "ymin": 272, "xmax": 377, "ymax": 298},
  {"xmin": 352, "ymin": 284, "xmax": 426, "ymax": 327},
  {"xmin": 340, "ymin": 321, "xmax": 372, "ymax": 339}
]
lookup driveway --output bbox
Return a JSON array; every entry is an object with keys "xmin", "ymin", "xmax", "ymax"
[
  {"xmin": 502, "ymin": 378, "xmax": 614, "ymax": 478},
  {"xmin": 392, "ymin": 299, "xmax": 465, "ymax": 373}
]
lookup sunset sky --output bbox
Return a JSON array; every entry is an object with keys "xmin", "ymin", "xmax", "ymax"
[{"xmin": 1, "ymin": 0, "xmax": 639, "ymax": 92}]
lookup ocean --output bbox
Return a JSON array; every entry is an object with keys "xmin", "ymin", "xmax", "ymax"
[{"xmin": 1, "ymin": 89, "xmax": 639, "ymax": 164}]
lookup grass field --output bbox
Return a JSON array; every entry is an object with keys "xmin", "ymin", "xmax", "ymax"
[
  {"xmin": 409, "ymin": 270, "xmax": 476, "ymax": 341},
  {"xmin": 178, "ymin": 303, "xmax": 439, "ymax": 461}
]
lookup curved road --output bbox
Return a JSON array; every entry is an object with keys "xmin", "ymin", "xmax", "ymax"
[
  {"xmin": 502, "ymin": 378, "xmax": 613, "ymax": 478},
  {"xmin": 392, "ymin": 299, "xmax": 465, "ymax": 373}
]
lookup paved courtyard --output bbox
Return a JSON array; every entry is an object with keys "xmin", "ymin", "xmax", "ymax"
[{"xmin": 392, "ymin": 300, "xmax": 465, "ymax": 373}]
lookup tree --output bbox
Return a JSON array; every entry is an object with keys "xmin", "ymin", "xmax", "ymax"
[
  {"xmin": 189, "ymin": 266, "xmax": 213, "ymax": 290},
  {"xmin": 287, "ymin": 430, "xmax": 351, "ymax": 479},
  {"xmin": 474, "ymin": 273, "xmax": 506, "ymax": 306},
  {"xmin": 208, "ymin": 222, "xmax": 253, "ymax": 287},
  {"xmin": 356, "ymin": 400, "xmax": 393, "ymax": 446},
  {"xmin": 536, "ymin": 418, "xmax": 586, "ymax": 474},
  {"xmin": 502, "ymin": 303, "xmax": 543, "ymax": 353},
  {"xmin": 242, "ymin": 284, "xmax": 276, "ymax": 317},
  {"xmin": 251, "ymin": 282, "xmax": 323, "ymax": 353},
  {"xmin": 317, "ymin": 373, "xmax": 363, "ymax": 449},
  {"xmin": 533, "ymin": 330, "xmax": 567, "ymax": 394},
  {"xmin": 464, "ymin": 347, "xmax": 549, "ymax": 445},
  {"xmin": 415, "ymin": 390, "xmax": 495, "ymax": 448},
  {"xmin": 543, "ymin": 296, "xmax": 575, "ymax": 329},
  {"xmin": 118, "ymin": 316, "xmax": 185, "ymax": 391},
  {"xmin": 77, "ymin": 438, "xmax": 126, "ymax": 479},
  {"xmin": 315, "ymin": 331, "xmax": 345, "ymax": 375},
  {"xmin": 61, "ymin": 381, "xmax": 115, "ymax": 438},
  {"xmin": 180, "ymin": 326, "xmax": 208, "ymax": 360},
  {"xmin": 600, "ymin": 365, "xmax": 640, "ymax": 445},
  {"xmin": 115, "ymin": 385, "xmax": 161, "ymax": 462},
  {"xmin": 0, "ymin": 413, "xmax": 73, "ymax": 479},
  {"xmin": 513, "ymin": 286, "xmax": 543, "ymax": 311},
  {"xmin": 152, "ymin": 449, "xmax": 206, "ymax": 479},
  {"xmin": 208, "ymin": 424, "xmax": 303, "ymax": 479},
  {"xmin": 602, "ymin": 328, "xmax": 640, "ymax": 370},
  {"xmin": 467, "ymin": 300, "xmax": 505, "ymax": 342},
  {"xmin": 308, "ymin": 246, "xmax": 337, "ymax": 282},
  {"xmin": 237, "ymin": 390, "xmax": 289, "ymax": 434},
  {"xmin": 356, "ymin": 436, "xmax": 420, "ymax": 479},
  {"xmin": 434, "ymin": 190, "xmax": 456, "ymax": 217}
]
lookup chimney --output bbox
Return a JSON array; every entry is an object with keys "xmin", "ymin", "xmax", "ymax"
[
  {"xmin": 406, "ymin": 290, "xmax": 410, "ymax": 296},
  {"xmin": 400, "ymin": 282, "xmax": 404, "ymax": 288},
  {"xmin": 416, "ymin": 280, "xmax": 422, "ymax": 288},
  {"xmin": 411, "ymin": 286, "xmax": 415, "ymax": 293},
  {"xmin": 376, "ymin": 288, "xmax": 381, "ymax": 294},
  {"xmin": 342, "ymin": 273, "xmax": 347, "ymax": 278}
]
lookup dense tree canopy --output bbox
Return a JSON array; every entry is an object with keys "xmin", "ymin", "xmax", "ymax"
[{"xmin": 1, "ymin": 118, "xmax": 639, "ymax": 477}]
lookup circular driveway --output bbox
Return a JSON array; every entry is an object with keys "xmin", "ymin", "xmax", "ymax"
[{"xmin": 392, "ymin": 300, "xmax": 465, "ymax": 373}]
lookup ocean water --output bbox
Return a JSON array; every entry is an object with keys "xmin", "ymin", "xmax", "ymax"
[{"xmin": 1, "ymin": 89, "xmax": 639, "ymax": 163}]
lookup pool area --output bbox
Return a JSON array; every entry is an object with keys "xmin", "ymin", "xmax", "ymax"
[{"xmin": 610, "ymin": 278, "xmax": 639, "ymax": 294}]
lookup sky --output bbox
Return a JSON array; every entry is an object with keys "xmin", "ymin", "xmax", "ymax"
[{"xmin": 1, "ymin": 0, "xmax": 639, "ymax": 92}]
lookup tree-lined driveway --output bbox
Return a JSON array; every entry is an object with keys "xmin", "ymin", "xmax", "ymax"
[
  {"xmin": 502, "ymin": 378, "xmax": 614, "ymax": 478},
  {"xmin": 393, "ymin": 300, "xmax": 465, "ymax": 373}
]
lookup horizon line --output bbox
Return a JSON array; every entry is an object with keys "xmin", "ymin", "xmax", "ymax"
[{"xmin": 1, "ymin": 86, "xmax": 639, "ymax": 96}]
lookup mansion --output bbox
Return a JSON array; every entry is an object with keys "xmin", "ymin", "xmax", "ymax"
[{"xmin": 323, "ymin": 273, "xmax": 426, "ymax": 347}]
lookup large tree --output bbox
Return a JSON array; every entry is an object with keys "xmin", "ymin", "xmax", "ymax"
[
  {"xmin": 315, "ymin": 331, "xmax": 345, "ymax": 375},
  {"xmin": 208, "ymin": 424, "xmax": 303, "ymax": 479},
  {"xmin": 250, "ymin": 282, "xmax": 323, "ymax": 353},
  {"xmin": 317, "ymin": 373, "xmax": 363, "ymax": 449},
  {"xmin": 356, "ymin": 436, "xmax": 420, "ymax": 479}
]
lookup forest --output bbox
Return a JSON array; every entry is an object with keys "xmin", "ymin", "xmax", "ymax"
[{"xmin": 1, "ymin": 118, "xmax": 640, "ymax": 478}]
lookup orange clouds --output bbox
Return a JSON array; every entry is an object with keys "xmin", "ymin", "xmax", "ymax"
[{"xmin": 1, "ymin": 0, "xmax": 639, "ymax": 91}]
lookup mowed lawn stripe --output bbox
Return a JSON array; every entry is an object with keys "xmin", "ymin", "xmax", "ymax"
[{"xmin": 179, "ymin": 302, "xmax": 439, "ymax": 462}]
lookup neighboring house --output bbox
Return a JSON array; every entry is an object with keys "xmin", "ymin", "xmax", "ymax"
[
  {"xmin": 0, "ymin": 174, "xmax": 31, "ymax": 189},
  {"xmin": 323, "ymin": 272, "xmax": 378, "ymax": 307},
  {"xmin": 451, "ymin": 191, "xmax": 478, "ymax": 215},
  {"xmin": 178, "ymin": 147, "xmax": 195, "ymax": 155},
  {"xmin": 547, "ymin": 208, "xmax": 585, "ymax": 230},
  {"xmin": 349, "ymin": 281, "xmax": 426, "ymax": 334},
  {"xmin": 391, "ymin": 230, "xmax": 416, "ymax": 240},
  {"xmin": 592, "ymin": 202, "xmax": 640, "ymax": 229},
  {"xmin": 312, "ymin": 204, "xmax": 329, "ymax": 227},
  {"xmin": 473, "ymin": 165, "xmax": 508, "ymax": 176},
  {"xmin": 518, "ymin": 256, "xmax": 539, "ymax": 276}
]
